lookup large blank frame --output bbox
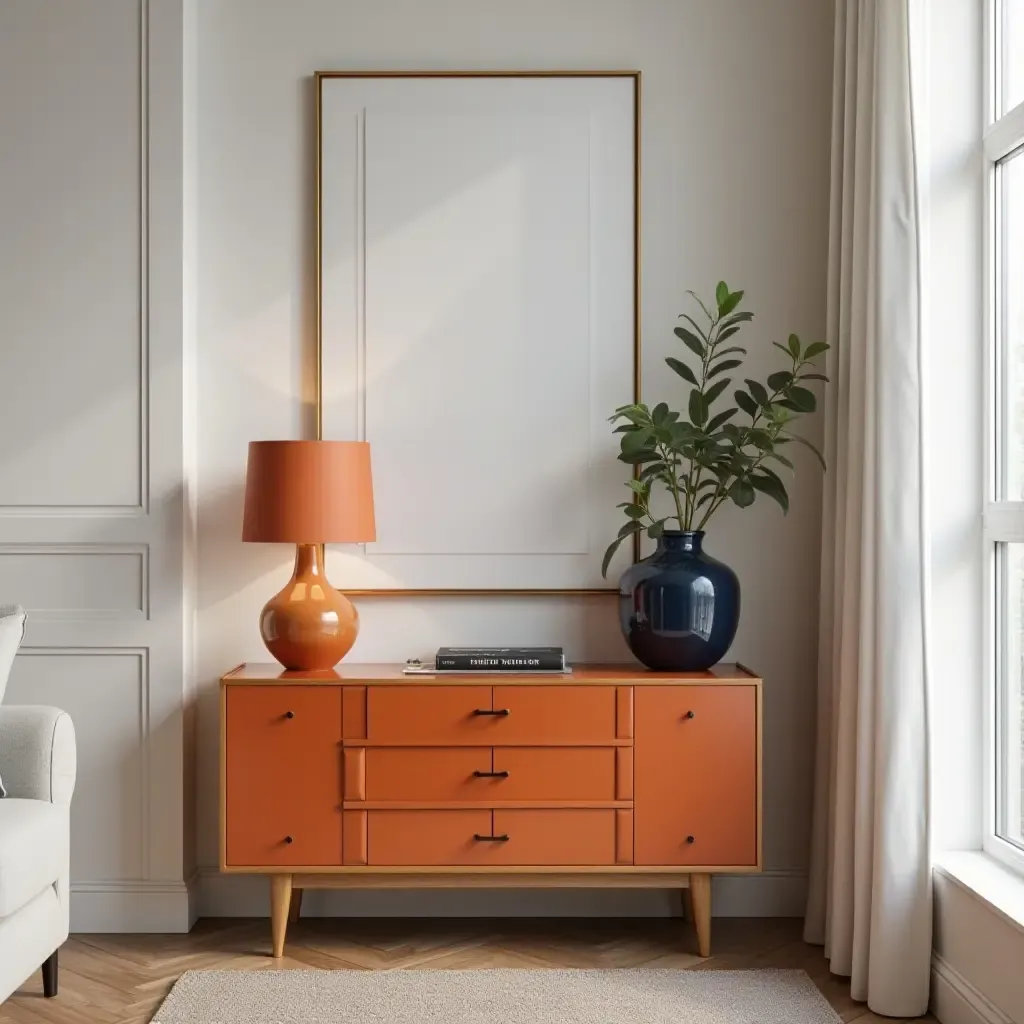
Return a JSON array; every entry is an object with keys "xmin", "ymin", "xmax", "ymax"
[{"xmin": 317, "ymin": 71, "xmax": 639, "ymax": 595}]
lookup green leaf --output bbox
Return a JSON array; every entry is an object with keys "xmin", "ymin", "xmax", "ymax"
[
  {"xmin": 647, "ymin": 520, "xmax": 666, "ymax": 539},
  {"xmin": 687, "ymin": 290, "xmax": 715, "ymax": 322},
  {"xmin": 708, "ymin": 359, "xmax": 742, "ymax": 379},
  {"xmin": 720, "ymin": 311, "xmax": 754, "ymax": 329},
  {"xmin": 788, "ymin": 386, "xmax": 816, "ymax": 412},
  {"xmin": 601, "ymin": 529, "xmax": 640, "ymax": 578},
  {"xmin": 666, "ymin": 356, "xmax": 699, "ymax": 386},
  {"xmin": 621, "ymin": 428, "xmax": 653, "ymax": 453},
  {"xmin": 735, "ymin": 390, "xmax": 758, "ymax": 417},
  {"xmin": 767, "ymin": 370, "xmax": 793, "ymax": 391},
  {"xmin": 718, "ymin": 290, "xmax": 744, "ymax": 317},
  {"xmin": 704, "ymin": 377, "xmax": 731, "ymax": 406},
  {"xmin": 800, "ymin": 372, "xmax": 829, "ymax": 382},
  {"xmin": 706, "ymin": 407, "xmax": 738, "ymax": 432},
  {"xmin": 715, "ymin": 324, "xmax": 741, "ymax": 344},
  {"xmin": 618, "ymin": 449, "xmax": 661, "ymax": 464},
  {"xmin": 803, "ymin": 341, "xmax": 829, "ymax": 359},
  {"xmin": 623, "ymin": 503, "xmax": 647, "ymax": 519},
  {"xmin": 695, "ymin": 492, "xmax": 716, "ymax": 510},
  {"xmin": 784, "ymin": 432, "xmax": 827, "ymax": 470},
  {"xmin": 773, "ymin": 341, "xmax": 793, "ymax": 358},
  {"xmin": 745, "ymin": 379, "xmax": 769, "ymax": 405},
  {"xmin": 639, "ymin": 461, "xmax": 669, "ymax": 481},
  {"xmin": 787, "ymin": 333, "xmax": 801, "ymax": 358},
  {"xmin": 678, "ymin": 314, "xmax": 709, "ymax": 341},
  {"xmin": 619, "ymin": 520, "xmax": 644, "ymax": 538},
  {"xmin": 750, "ymin": 472, "xmax": 789, "ymax": 513},
  {"xmin": 652, "ymin": 402, "xmax": 669, "ymax": 424},
  {"xmin": 766, "ymin": 450, "xmax": 795, "ymax": 470},
  {"xmin": 748, "ymin": 428, "xmax": 774, "ymax": 450},
  {"xmin": 627, "ymin": 478, "xmax": 650, "ymax": 496},
  {"xmin": 689, "ymin": 388, "xmax": 708, "ymax": 426},
  {"xmin": 715, "ymin": 281, "xmax": 729, "ymax": 309},
  {"xmin": 728, "ymin": 479, "xmax": 756, "ymax": 508},
  {"xmin": 710, "ymin": 346, "xmax": 747, "ymax": 361},
  {"xmin": 674, "ymin": 326, "xmax": 706, "ymax": 359}
]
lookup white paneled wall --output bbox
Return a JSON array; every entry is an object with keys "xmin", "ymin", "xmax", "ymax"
[{"xmin": 0, "ymin": 0, "xmax": 195, "ymax": 931}]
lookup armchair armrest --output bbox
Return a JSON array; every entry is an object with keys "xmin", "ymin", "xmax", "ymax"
[{"xmin": 0, "ymin": 706, "xmax": 76, "ymax": 804}]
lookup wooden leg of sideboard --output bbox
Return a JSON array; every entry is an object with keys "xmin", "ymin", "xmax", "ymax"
[
  {"xmin": 689, "ymin": 873, "xmax": 712, "ymax": 957},
  {"xmin": 269, "ymin": 874, "xmax": 293, "ymax": 959},
  {"xmin": 288, "ymin": 888, "xmax": 303, "ymax": 923},
  {"xmin": 680, "ymin": 885, "xmax": 694, "ymax": 922}
]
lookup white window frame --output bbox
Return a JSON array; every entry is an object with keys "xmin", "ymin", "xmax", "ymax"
[{"xmin": 983, "ymin": 0, "xmax": 1024, "ymax": 876}]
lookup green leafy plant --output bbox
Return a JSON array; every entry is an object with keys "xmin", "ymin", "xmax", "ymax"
[{"xmin": 601, "ymin": 282, "xmax": 829, "ymax": 577}]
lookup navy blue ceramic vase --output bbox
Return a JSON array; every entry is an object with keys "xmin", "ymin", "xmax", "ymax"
[{"xmin": 618, "ymin": 530, "xmax": 740, "ymax": 671}]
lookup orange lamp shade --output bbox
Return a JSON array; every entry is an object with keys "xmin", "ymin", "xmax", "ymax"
[
  {"xmin": 242, "ymin": 440, "xmax": 375, "ymax": 544},
  {"xmin": 241, "ymin": 440, "xmax": 375, "ymax": 672}
]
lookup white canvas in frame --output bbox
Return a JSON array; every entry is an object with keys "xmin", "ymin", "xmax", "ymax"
[{"xmin": 318, "ymin": 73, "xmax": 637, "ymax": 592}]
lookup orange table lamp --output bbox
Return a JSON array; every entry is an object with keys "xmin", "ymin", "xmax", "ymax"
[{"xmin": 242, "ymin": 440, "xmax": 375, "ymax": 670}]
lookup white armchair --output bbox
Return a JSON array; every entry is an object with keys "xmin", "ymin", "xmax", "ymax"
[{"xmin": 0, "ymin": 705, "xmax": 76, "ymax": 1004}]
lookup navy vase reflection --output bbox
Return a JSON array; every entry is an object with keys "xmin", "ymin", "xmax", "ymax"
[{"xmin": 618, "ymin": 530, "xmax": 740, "ymax": 671}]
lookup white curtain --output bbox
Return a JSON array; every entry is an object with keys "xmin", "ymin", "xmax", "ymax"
[{"xmin": 804, "ymin": 0, "xmax": 932, "ymax": 1017}]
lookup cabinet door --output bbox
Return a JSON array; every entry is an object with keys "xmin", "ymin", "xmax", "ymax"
[
  {"xmin": 634, "ymin": 685, "xmax": 757, "ymax": 866},
  {"xmin": 224, "ymin": 685, "xmax": 342, "ymax": 866}
]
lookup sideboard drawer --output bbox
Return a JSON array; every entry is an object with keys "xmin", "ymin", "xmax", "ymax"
[
  {"xmin": 367, "ymin": 686, "xmax": 493, "ymax": 744},
  {"xmin": 363, "ymin": 748, "xmax": 491, "ymax": 802},
  {"xmin": 365, "ymin": 809, "xmax": 616, "ymax": 865},
  {"xmin": 490, "ymin": 810, "xmax": 616, "ymax": 864},
  {"xmin": 493, "ymin": 748, "xmax": 616, "ymax": 802},
  {"xmin": 367, "ymin": 810, "xmax": 493, "ymax": 865},
  {"xmin": 489, "ymin": 686, "xmax": 617, "ymax": 744},
  {"xmin": 224, "ymin": 685, "xmax": 342, "ymax": 867}
]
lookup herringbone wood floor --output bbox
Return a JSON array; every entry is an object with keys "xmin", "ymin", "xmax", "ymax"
[{"xmin": 1, "ymin": 917, "xmax": 937, "ymax": 1024}]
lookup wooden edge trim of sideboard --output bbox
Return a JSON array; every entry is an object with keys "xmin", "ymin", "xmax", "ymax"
[
  {"xmin": 756, "ymin": 678, "xmax": 764, "ymax": 871},
  {"xmin": 291, "ymin": 872, "xmax": 696, "ymax": 889},
  {"xmin": 219, "ymin": 684, "xmax": 228, "ymax": 872},
  {"xmin": 221, "ymin": 863, "xmax": 760, "ymax": 875}
]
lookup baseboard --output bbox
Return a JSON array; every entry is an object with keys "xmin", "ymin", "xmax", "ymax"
[
  {"xmin": 931, "ymin": 952, "xmax": 1014, "ymax": 1024},
  {"xmin": 71, "ymin": 875, "xmax": 199, "ymax": 933},
  {"xmin": 197, "ymin": 868, "xmax": 807, "ymax": 919}
]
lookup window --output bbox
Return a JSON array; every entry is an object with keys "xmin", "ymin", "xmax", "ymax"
[{"xmin": 987, "ymin": 0, "xmax": 1024, "ymax": 872}]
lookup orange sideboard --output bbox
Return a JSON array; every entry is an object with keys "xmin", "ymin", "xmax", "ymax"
[{"xmin": 220, "ymin": 662, "xmax": 762, "ymax": 958}]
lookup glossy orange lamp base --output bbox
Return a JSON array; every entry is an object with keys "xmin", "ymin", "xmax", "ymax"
[{"xmin": 259, "ymin": 544, "xmax": 358, "ymax": 671}]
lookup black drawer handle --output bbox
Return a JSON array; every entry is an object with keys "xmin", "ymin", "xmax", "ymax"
[
  {"xmin": 473, "ymin": 833, "xmax": 510, "ymax": 842},
  {"xmin": 683, "ymin": 710, "xmax": 695, "ymax": 720},
  {"xmin": 685, "ymin": 835, "xmax": 695, "ymax": 844},
  {"xmin": 472, "ymin": 770, "xmax": 510, "ymax": 778},
  {"xmin": 472, "ymin": 708, "xmax": 510, "ymax": 717},
  {"xmin": 284, "ymin": 711, "xmax": 295, "ymax": 719},
  {"xmin": 284, "ymin": 835, "xmax": 294, "ymax": 844}
]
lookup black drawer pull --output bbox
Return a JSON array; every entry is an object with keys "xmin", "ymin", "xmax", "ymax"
[
  {"xmin": 472, "ymin": 708, "xmax": 510, "ymax": 717},
  {"xmin": 472, "ymin": 770, "xmax": 510, "ymax": 778},
  {"xmin": 284, "ymin": 711, "xmax": 295, "ymax": 719},
  {"xmin": 284, "ymin": 835, "xmax": 294, "ymax": 844},
  {"xmin": 683, "ymin": 710, "xmax": 695, "ymax": 720},
  {"xmin": 685, "ymin": 835, "xmax": 695, "ymax": 844},
  {"xmin": 473, "ymin": 833, "xmax": 510, "ymax": 842}
]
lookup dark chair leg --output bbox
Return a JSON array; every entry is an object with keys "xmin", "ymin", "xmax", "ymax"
[{"xmin": 42, "ymin": 950, "xmax": 58, "ymax": 998}]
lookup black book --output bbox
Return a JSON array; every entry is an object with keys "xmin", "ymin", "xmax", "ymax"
[{"xmin": 435, "ymin": 647, "xmax": 565, "ymax": 671}]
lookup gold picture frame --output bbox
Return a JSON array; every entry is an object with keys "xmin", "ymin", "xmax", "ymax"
[{"xmin": 315, "ymin": 70, "xmax": 641, "ymax": 596}]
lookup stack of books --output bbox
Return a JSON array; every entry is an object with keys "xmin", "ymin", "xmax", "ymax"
[{"xmin": 407, "ymin": 647, "xmax": 568, "ymax": 674}]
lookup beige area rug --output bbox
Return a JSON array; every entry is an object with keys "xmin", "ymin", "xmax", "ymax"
[{"xmin": 152, "ymin": 968, "xmax": 841, "ymax": 1023}]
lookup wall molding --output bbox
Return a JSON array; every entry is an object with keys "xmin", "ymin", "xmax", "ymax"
[
  {"xmin": 71, "ymin": 877, "xmax": 196, "ymax": 934},
  {"xmin": 194, "ymin": 868, "xmax": 807, "ymax": 920},
  {"xmin": 931, "ymin": 952, "xmax": 1014, "ymax": 1024}
]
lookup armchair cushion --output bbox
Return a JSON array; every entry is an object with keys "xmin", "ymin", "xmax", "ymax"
[
  {"xmin": 0, "ymin": 605, "xmax": 28, "ymax": 797},
  {"xmin": 0, "ymin": 799, "xmax": 66, "ymax": 917},
  {"xmin": 0, "ymin": 707, "xmax": 76, "ymax": 805}
]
